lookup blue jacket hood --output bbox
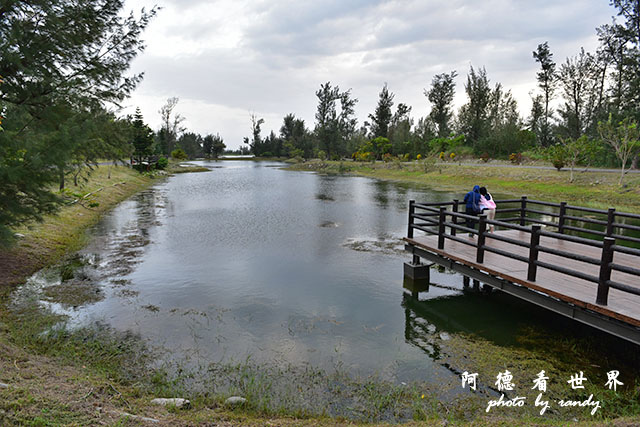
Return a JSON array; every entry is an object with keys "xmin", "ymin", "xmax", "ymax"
[{"xmin": 473, "ymin": 185, "xmax": 480, "ymax": 192}]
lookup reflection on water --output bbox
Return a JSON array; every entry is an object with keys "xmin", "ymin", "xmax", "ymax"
[{"xmin": 14, "ymin": 160, "xmax": 640, "ymax": 389}]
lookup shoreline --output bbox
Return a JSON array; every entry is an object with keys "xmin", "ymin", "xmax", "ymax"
[{"xmin": 285, "ymin": 160, "xmax": 640, "ymax": 214}]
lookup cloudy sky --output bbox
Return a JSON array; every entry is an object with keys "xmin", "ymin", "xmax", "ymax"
[{"xmin": 123, "ymin": 0, "xmax": 617, "ymax": 150}]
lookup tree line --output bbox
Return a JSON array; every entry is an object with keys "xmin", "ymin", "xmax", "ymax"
[{"xmin": 245, "ymin": 1, "xmax": 639, "ymax": 176}]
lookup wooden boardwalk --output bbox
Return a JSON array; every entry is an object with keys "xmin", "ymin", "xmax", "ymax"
[
  {"xmin": 404, "ymin": 197, "xmax": 640, "ymax": 344},
  {"xmin": 406, "ymin": 231, "xmax": 640, "ymax": 327}
]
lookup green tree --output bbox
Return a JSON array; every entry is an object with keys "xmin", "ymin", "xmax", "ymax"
[
  {"xmin": 533, "ymin": 42, "xmax": 557, "ymax": 146},
  {"xmin": 131, "ymin": 108, "xmax": 154, "ymax": 166},
  {"xmin": 243, "ymin": 113, "xmax": 265, "ymax": 155},
  {"xmin": 557, "ymin": 48, "xmax": 601, "ymax": 139},
  {"xmin": 280, "ymin": 114, "xmax": 311, "ymax": 158},
  {"xmin": 598, "ymin": 115, "xmax": 640, "ymax": 185},
  {"xmin": 425, "ymin": 71, "xmax": 457, "ymax": 137},
  {"xmin": 202, "ymin": 133, "xmax": 225, "ymax": 158},
  {"xmin": 458, "ymin": 66, "xmax": 492, "ymax": 146},
  {"xmin": 314, "ymin": 82, "xmax": 358, "ymax": 158},
  {"xmin": 609, "ymin": 0, "xmax": 640, "ymax": 121},
  {"xmin": 368, "ymin": 83, "xmax": 394, "ymax": 138},
  {"xmin": 388, "ymin": 103, "xmax": 413, "ymax": 155},
  {"xmin": 0, "ymin": 0, "xmax": 155, "ymax": 246},
  {"xmin": 178, "ymin": 132, "xmax": 204, "ymax": 159}
]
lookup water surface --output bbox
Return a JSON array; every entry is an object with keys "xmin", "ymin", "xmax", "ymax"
[{"xmin": 18, "ymin": 160, "xmax": 640, "ymax": 391}]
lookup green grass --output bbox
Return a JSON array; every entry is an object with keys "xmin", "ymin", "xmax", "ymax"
[{"xmin": 287, "ymin": 160, "xmax": 640, "ymax": 213}]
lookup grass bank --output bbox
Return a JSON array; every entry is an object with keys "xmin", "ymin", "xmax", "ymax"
[
  {"xmin": 287, "ymin": 160, "xmax": 640, "ymax": 213},
  {"xmin": 0, "ymin": 165, "xmax": 155, "ymax": 288}
]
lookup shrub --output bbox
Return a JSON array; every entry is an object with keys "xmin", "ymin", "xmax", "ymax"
[
  {"xmin": 355, "ymin": 151, "xmax": 374, "ymax": 162},
  {"xmin": 317, "ymin": 150, "xmax": 327, "ymax": 161},
  {"xmin": 290, "ymin": 148, "xmax": 304, "ymax": 159},
  {"xmin": 416, "ymin": 154, "xmax": 423, "ymax": 160},
  {"xmin": 420, "ymin": 156, "xmax": 437, "ymax": 173},
  {"xmin": 545, "ymin": 144, "xmax": 567, "ymax": 171},
  {"xmin": 509, "ymin": 152, "xmax": 523, "ymax": 164},
  {"xmin": 156, "ymin": 157, "xmax": 168, "ymax": 170},
  {"xmin": 382, "ymin": 153, "xmax": 392, "ymax": 163},
  {"xmin": 171, "ymin": 148, "xmax": 188, "ymax": 160},
  {"xmin": 480, "ymin": 152, "xmax": 490, "ymax": 163}
]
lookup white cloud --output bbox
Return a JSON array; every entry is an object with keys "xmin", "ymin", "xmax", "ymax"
[{"xmin": 123, "ymin": 0, "xmax": 616, "ymax": 149}]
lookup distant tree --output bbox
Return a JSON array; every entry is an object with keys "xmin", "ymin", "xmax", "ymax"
[
  {"xmin": 178, "ymin": 132, "xmax": 203, "ymax": 159},
  {"xmin": 557, "ymin": 48, "xmax": 601, "ymax": 139},
  {"xmin": 388, "ymin": 103, "xmax": 413, "ymax": 154},
  {"xmin": 368, "ymin": 83, "xmax": 394, "ymax": 138},
  {"xmin": 202, "ymin": 133, "xmax": 225, "ymax": 158},
  {"xmin": 280, "ymin": 113, "xmax": 311, "ymax": 158},
  {"xmin": 425, "ymin": 71, "xmax": 457, "ymax": 137},
  {"xmin": 611, "ymin": 0, "xmax": 640, "ymax": 120},
  {"xmin": 314, "ymin": 82, "xmax": 358, "ymax": 158},
  {"xmin": 558, "ymin": 135, "xmax": 599, "ymax": 182},
  {"xmin": 533, "ymin": 42, "xmax": 557, "ymax": 145},
  {"xmin": 598, "ymin": 115, "xmax": 640, "ymax": 185},
  {"xmin": 528, "ymin": 93, "xmax": 545, "ymax": 136},
  {"xmin": 131, "ymin": 108, "xmax": 154, "ymax": 166},
  {"xmin": 158, "ymin": 97, "xmax": 185, "ymax": 155},
  {"xmin": 243, "ymin": 113, "xmax": 265, "ymax": 155},
  {"xmin": 457, "ymin": 66, "xmax": 492, "ymax": 146},
  {"xmin": 210, "ymin": 134, "xmax": 226, "ymax": 158}
]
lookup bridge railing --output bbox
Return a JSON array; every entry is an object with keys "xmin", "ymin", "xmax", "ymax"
[{"xmin": 407, "ymin": 198, "xmax": 640, "ymax": 307}]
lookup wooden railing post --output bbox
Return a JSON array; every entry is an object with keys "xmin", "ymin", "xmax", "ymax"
[
  {"xmin": 408, "ymin": 200, "xmax": 415, "ymax": 238},
  {"xmin": 596, "ymin": 237, "xmax": 615, "ymax": 306},
  {"xmin": 558, "ymin": 202, "xmax": 567, "ymax": 234},
  {"xmin": 452, "ymin": 199, "xmax": 459, "ymax": 236},
  {"xmin": 528, "ymin": 225, "xmax": 541, "ymax": 281},
  {"xmin": 438, "ymin": 207, "xmax": 446, "ymax": 249},
  {"xmin": 476, "ymin": 214, "xmax": 487, "ymax": 263},
  {"xmin": 606, "ymin": 208, "xmax": 616, "ymax": 237},
  {"xmin": 520, "ymin": 196, "xmax": 528, "ymax": 226}
]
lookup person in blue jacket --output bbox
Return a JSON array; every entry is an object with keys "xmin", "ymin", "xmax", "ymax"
[{"xmin": 463, "ymin": 185, "xmax": 481, "ymax": 237}]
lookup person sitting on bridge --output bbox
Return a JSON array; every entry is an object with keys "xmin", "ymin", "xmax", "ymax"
[
  {"xmin": 479, "ymin": 186, "xmax": 497, "ymax": 233},
  {"xmin": 463, "ymin": 185, "xmax": 481, "ymax": 237}
]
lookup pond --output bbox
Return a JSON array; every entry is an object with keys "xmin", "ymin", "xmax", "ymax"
[{"xmin": 14, "ymin": 160, "xmax": 640, "ymax": 418}]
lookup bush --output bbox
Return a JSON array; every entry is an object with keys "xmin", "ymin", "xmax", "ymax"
[
  {"xmin": 171, "ymin": 148, "xmax": 188, "ymax": 160},
  {"xmin": 545, "ymin": 144, "xmax": 567, "ymax": 171},
  {"xmin": 355, "ymin": 151, "xmax": 374, "ymax": 162},
  {"xmin": 480, "ymin": 152, "xmax": 490, "ymax": 163},
  {"xmin": 382, "ymin": 153, "xmax": 392, "ymax": 163},
  {"xmin": 419, "ymin": 156, "xmax": 437, "ymax": 173},
  {"xmin": 509, "ymin": 152, "xmax": 523, "ymax": 164},
  {"xmin": 156, "ymin": 157, "xmax": 168, "ymax": 170},
  {"xmin": 317, "ymin": 150, "xmax": 327, "ymax": 161}
]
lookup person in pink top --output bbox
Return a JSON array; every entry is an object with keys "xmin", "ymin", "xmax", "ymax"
[{"xmin": 479, "ymin": 187, "xmax": 497, "ymax": 232}]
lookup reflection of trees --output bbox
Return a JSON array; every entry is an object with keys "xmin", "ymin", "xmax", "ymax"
[
  {"xmin": 134, "ymin": 190, "xmax": 160, "ymax": 240},
  {"xmin": 372, "ymin": 179, "xmax": 389, "ymax": 207}
]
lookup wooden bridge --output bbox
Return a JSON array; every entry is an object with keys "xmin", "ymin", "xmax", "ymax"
[{"xmin": 403, "ymin": 197, "xmax": 640, "ymax": 345}]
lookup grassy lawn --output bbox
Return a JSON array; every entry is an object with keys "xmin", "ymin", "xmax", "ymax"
[{"xmin": 288, "ymin": 160, "xmax": 640, "ymax": 213}]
